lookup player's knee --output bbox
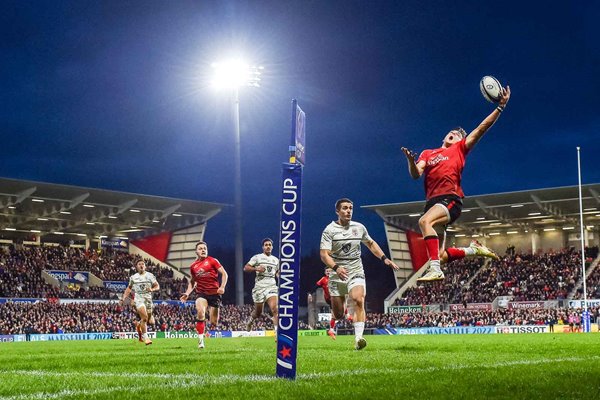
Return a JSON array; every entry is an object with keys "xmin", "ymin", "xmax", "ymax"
[
  {"xmin": 418, "ymin": 215, "xmax": 431, "ymax": 230},
  {"xmin": 353, "ymin": 297, "xmax": 365, "ymax": 309}
]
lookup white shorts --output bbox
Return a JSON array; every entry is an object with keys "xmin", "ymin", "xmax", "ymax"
[
  {"xmin": 328, "ymin": 273, "xmax": 366, "ymax": 297},
  {"xmin": 134, "ymin": 296, "xmax": 153, "ymax": 312},
  {"xmin": 252, "ymin": 285, "xmax": 278, "ymax": 304}
]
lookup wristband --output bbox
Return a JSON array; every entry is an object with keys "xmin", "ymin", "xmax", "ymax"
[
  {"xmin": 496, "ymin": 105, "xmax": 504, "ymax": 113},
  {"xmin": 381, "ymin": 255, "xmax": 388, "ymax": 262},
  {"xmin": 332, "ymin": 264, "xmax": 339, "ymax": 272}
]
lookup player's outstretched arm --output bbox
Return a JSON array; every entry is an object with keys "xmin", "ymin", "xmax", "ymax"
[
  {"xmin": 466, "ymin": 85, "xmax": 511, "ymax": 150},
  {"xmin": 365, "ymin": 240, "xmax": 399, "ymax": 271},
  {"xmin": 401, "ymin": 147, "xmax": 424, "ymax": 179}
]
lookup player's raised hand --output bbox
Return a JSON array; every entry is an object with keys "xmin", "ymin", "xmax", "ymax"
[
  {"xmin": 401, "ymin": 147, "xmax": 417, "ymax": 163},
  {"xmin": 499, "ymin": 85, "xmax": 511, "ymax": 107}
]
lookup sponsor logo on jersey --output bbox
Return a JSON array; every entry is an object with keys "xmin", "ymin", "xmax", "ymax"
[{"xmin": 427, "ymin": 154, "xmax": 449, "ymax": 166}]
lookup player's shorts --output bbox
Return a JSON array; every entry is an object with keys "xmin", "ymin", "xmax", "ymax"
[
  {"xmin": 252, "ymin": 285, "xmax": 278, "ymax": 304},
  {"xmin": 196, "ymin": 292, "xmax": 222, "ymax": 308},
  {"xmin": 328, "ymin": 272, "xmax": 366, "ymax": 297},
  {"xmin": 133, "ymin": 296, "xmax": 153, "ymax": 312},
  {"xmin": 424, "ymin": 194, "xmax": 463, "ymax": 225}
]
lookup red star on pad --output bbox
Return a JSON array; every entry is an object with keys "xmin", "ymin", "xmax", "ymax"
[{"xmin": 278, "ymin": 346, "xmax": 292, "ymax": 359}]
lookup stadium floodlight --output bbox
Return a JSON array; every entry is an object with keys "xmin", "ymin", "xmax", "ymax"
[
  {"xmin": 210, "ymin": 57, "xmax": 263, "ymax": 306},
  {"xmin": 211, "ymin": 59, "xmax": 262, "ymax": 89}
]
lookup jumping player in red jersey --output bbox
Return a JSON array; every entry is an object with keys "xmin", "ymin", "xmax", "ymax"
[
  {"xmin": 180, "ymin": 241, "xmax": 228, "ymax": 349},
  {"xmin": 401, "ymin": 86, "xmax": 511, "ymax": 282}
]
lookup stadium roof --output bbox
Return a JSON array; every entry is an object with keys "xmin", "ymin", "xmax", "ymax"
[
  {"xmin": 0, "ymin": 177, "xmax": 224, "ymax": 240},
  {"xmin": 363, "ymin": 184, "xmax": 600, "ymax": 237}
]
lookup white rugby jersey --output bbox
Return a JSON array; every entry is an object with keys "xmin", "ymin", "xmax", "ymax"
[
  {"xmin": 320, "ymin": 221, "xmax": 372, "ymax": 276},
  {"xmin": 246, "ymin": 253, "xmax": 279, "ymax": 288},
  {"xmin": 128, "ymin": 272, "xmax": 157, "ymax": 300}
]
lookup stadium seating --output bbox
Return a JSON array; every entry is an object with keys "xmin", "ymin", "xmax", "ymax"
[{"xmin": 0, "ymin": 245, "xmax": 187, "ymax": 300}]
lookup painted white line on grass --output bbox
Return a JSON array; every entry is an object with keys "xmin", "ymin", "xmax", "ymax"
[{"xmin": 1, "ymin": 355, "xmax": 598, "ymax": 400}]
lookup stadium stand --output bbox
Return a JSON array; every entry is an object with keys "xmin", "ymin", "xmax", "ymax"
[
  {"xmin": 0, "ymin": 245, "xmax": 187, "ymax": 300},
  {"xmin": 394, "ymin": 248, "xmax": 598, "ymax": 306}
]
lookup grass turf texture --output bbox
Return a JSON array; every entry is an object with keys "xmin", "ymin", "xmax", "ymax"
[{"xmin": 0, "ymin": 334, "xmax": 599, "ymax": 399}]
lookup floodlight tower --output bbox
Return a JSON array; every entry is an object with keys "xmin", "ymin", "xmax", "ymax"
[{"xmin": 211, "ymin": 59, "xmax": 262, "ymax": 305}]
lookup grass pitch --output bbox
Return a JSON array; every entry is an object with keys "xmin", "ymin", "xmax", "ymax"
[{"xmin": 0, "ymin": 334, "xmax": 599, "ymax": 399}]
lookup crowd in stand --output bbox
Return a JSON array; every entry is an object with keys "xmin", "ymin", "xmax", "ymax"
[
  {"xmin": 397, "ymin": 258, "xmax": 483, "ymax": 306},
  {"xmin": 0, "ymin": 245, "xmax": 187, "ymax": 301},
  {"xmin": 395, "ymin": 247, "xmax": 598, "ymax": 306},
  {"xmin": 0, "ymin": 300, "xmax": 595, "ymax": 335},
  {"xmin": 0, "ymin": 301, "xmax": 306, "ymax": 335},
  {"xmin": 1, "ymin": 243, "xmax": 600, "ymax": 335}
]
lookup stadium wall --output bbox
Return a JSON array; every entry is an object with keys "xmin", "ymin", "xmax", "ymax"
[
  {"xmin": 447, "ymin": 230, "xmax": 593, "ymax": 254},
  {"xmin": 165, "ymin": 224, "xmax": 206, "ymax": 273},
  {"xmin": 129, "ymin": 243, "xmax": 187, "ymax": 280}
]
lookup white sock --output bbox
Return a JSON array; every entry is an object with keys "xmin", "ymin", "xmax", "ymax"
[
  {"xmin": 461, "ymin": 247, "xmax": 476, "ymax": 256},
  {"xmin": 354, "ymin": 321, "xmax": 365, "ymax": 340},
  {"xmin": 430, "ymin": 259, "xmax": 441, "ymax": 272}
]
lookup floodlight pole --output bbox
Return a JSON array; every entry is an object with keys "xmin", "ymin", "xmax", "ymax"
[{"xmin": 234, "ymin": 87, "xmax": 244, "ymax": 306}]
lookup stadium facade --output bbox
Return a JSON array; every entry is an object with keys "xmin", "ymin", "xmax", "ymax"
[
  {"xmin": 363, "ymin": 184, "xmax": 600, "ymax": 309},
  {"xmin": 0, "ymin": 176, "xmax": 224, "ymax": 274}
]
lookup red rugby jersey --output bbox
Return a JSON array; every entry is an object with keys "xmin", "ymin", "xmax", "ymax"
[
  {"xmin": 316, "ymin": 275, "xmax": 330, "ymax": 302},
  {"xmin": 189, "ymin": 256, "xmax": 223, "ymax": 295},
  {"xmin": 417, "ymin": 138, "xmax": 470, "ymax": 200}
]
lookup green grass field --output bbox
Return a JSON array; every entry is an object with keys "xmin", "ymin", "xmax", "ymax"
[{"xmin": 1, "ymin": 334, "xmax": 599, "ymax": 399}]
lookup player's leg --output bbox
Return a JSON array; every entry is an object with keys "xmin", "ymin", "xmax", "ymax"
[
  {"xmin": 328, "ymin": 296, "xmax": 346, "ymax": 340},
  {"xmin": 247, "ymin": 302, "xmax": 264, "ymax": 331},
  {"xmin": 208, "ymin": 304, "xmax": 220, "ymax": 329},
  {"xmin": 417, "ymin": 205, "xmax": 450, "ymax": 282},
  {"xmin": 195, "ymin": 297, "xmax": 208, "ymax": 349},
  {"xmin": 436, "ymin": 197, "xmax": 498, "ymax": 264},
  {"xmin": 441, "ymin": 240, "xmax": 500, "ymax": 264},
  {"xmin": 206, "ymin": 294, "xmax": 222, "ymax": 332},
  {"xmin": 133, "ymin": 308, "xmax": 143, "ymax": 342},
  {"xmin": 136, "ymin": 305, "xmax": 152, "ymax": 345},
  {"xmin": 144, "ymin": 300, "xmax": 155, "ymax": 345},
  {"xmin": 348, "ymin": 281, "xmax": 367, "ymax": 350},
  {"xmin": 265, "ymin": 293, "xmax": 278, "ymax": 334},
  {"xmin": 327, "ymin": 278, "xmax": 347, "ymax": 340}
]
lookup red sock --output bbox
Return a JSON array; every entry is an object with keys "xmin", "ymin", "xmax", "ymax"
[
  {"xmin": 424, "ymin": 235, "xmax": 440, "ymax": 261},
  {"xmin": 196, "ymin": 321, "xmax": 205, "ymax": 335},
  {"xmin": 329, "ymin": 319, "xmax": 336, "ymax": 330},
  {"xmin": 446, "ymin": 247, "xmax": 466, "ymax": 263}
]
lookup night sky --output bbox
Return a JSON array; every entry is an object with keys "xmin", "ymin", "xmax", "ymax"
[{"xmin": 2, "ymin": 1, "xmax": 599, "ymax": 302}]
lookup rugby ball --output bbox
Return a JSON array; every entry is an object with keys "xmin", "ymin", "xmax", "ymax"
[{"xmin": 479, "ymin": 76, "xmax": 503, "ymax": 103}]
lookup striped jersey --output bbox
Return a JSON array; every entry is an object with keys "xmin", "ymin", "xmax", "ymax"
[
  {"xmin": 128, "ymin": 272, "xmax": 157, "ymax": 301},
  {"xmin": 246, "ymin": 253, "xmax": 279, "ymax": 288},
  {"xmin": 320, "ymin": 221, "xmax": 372, "ymax": 277}
]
